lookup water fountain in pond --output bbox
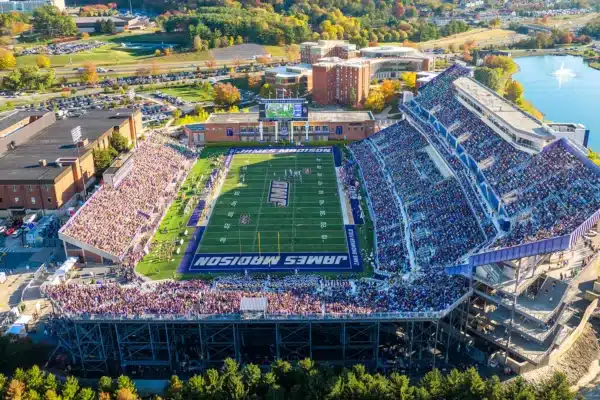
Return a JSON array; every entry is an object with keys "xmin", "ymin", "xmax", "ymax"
[{"xmin": 552, "ymin": 61, "xmax": 576, "ymax": 87}]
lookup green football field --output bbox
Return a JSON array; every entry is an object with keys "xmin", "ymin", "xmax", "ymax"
[{"xmin": 198, "ymin": 152, "xmax": 348, "ymax": 254}]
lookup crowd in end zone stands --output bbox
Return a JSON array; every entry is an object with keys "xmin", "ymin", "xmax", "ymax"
[
  {"xmin": 43, "ymin": 273, "xmax": 469, "ymax": 317},
  {"xmin": 61, "ymin": 134, "xmax": 196, "ymax": 259}
]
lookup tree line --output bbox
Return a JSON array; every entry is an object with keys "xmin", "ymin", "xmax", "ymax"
[
  {"xmin": 0, "ymin": 359, "xmax": 579, "ymax": 400},
  {"xmin": 156, "ymin": 0, "xmax": 471, "ymax": 49}
]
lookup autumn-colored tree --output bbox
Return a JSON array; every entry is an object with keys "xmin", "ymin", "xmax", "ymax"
[
  {"xmin": 259, "ymin": 83, "xmax": 276, "ymax": 98},
  {"xmin": 115, "ymin": 388, "xmax": 137, "ymax": 400},
  {"xmin": 380, "ymin": 79, "xmax": 400, "ymax": 102},
  {"xmin": 193, "ymin": 35, "xmax": 203, "ymax": 52},
  {"xmin": 401, "ymin": 71, "xmax": 417, "ymax": 90},
  {"xmin": 393, "ymin": 1, "xmax": 405, "ymax": 18},
  {"xmin": 504, "ymin": 79, "xmax": 524, "ymax": 103},
  {"xmin": 488, "ymin": 17, "xmax": 501, "ymax": 29},
  {"xmin": 5, "ymin": 379, "xmax": 25, "ymax": 400},
  {"xmin": 247, "ymin": 73, "xmax": 261, "ymax": 88},
  {"xmin": 233, "ymin": 58, "xmax": 242, "ymax": 68},
  {"xmin": 81, "ymin": 31, "xmax": 90, "ymax": 39},
  {"xmin": 0, "ymin": 49, "xmax": 16, "ymax": 70},
  {"xmin": 79, "ymin": 63, "xmax": 98, "ymax": 84},
  {"xmin": 163, "ymin": 47, "xmax": 172, "ymax": 56},
  {"xmin": 235, "ymin": 35, "xmax": 244, "ymax": 45},
  {"xmin": 542, "ymin": 15, "xmax": 549, "ymax": 24},
  {"xmin": 364, "ymin": 88, "xmax": 385, "ymax": 112},
  {"xmin": 214, "ymin": 82, "xmax": 241, "ymax": 105},
  {"xmin": 36, "ymin": 55, "xmax": 51, "ymax": 68},
  {"xmin": 255, "ymin": 55, "xmax": 270, "ymax": 65}
]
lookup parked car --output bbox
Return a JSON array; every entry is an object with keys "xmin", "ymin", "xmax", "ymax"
[{"xmin": 11, "ymin": 228, "xmax": 23, "ymax": 238}]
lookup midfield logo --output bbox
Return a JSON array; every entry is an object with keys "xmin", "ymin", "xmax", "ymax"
[{"xmin": 268, "ymin": 180, "xmax": 289, "ymax": 207}]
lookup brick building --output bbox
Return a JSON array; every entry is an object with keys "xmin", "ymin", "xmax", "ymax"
[
  {"xmin": 300, "ymin": 40, "xmax": 360, "ymax": 65},
  {"xmin": 185, "ymin": 111, "xmax": 376, "ymax": 145},
  {"xmin": 263, "ymin": 64, "xmax": 313, "ymax": 96},
  {"xmin": 0, "ymin": 109, "xmax": 142, "ymax": 218},
  {"xmin": 312, "ymin": 46, "xmax": 433, "ymax": 107}
]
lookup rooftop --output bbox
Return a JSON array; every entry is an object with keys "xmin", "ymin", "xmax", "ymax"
[
  {"xmin": 453, "ymin": 77, "xmax": 549, "ymax": 138},
  {"xmin": 73, "ymin": 16, "xmax": 127, "ymax": 24},
  {"xmin": 265, "ymin": 64, "xmax": 312, "ymax": 78},
  {"xmin": 361, "ymin": 46, "xmax": 424, "ymax": 57},
  {"xmin": 0, "ymin": 111, "xmax": 40, "ymax": 138},
  {"xmin": 0, "ymin": 110, "xmax": 134, "ymax": 184},
  {"xmin": 204, "ymin": 111, "xmax": 374, "ymax": 125}
]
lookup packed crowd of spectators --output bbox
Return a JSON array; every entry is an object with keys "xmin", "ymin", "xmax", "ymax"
[
  {"xmin": 43, "ymin": 272, "xmax": 470, "ymax": 318},
  {"xmin": 407, "ymin": 66, "xmax": 600, "ymax": 250},
  {"xmin": 18, "ymin": 40, "xmax": 107, "ymax": 56},
  {"xmin": 367, "ymin": 120, "xmax": 486, "ymax": 267},
  {"xmin": 61, "ymin": 134, "xmax": 195, "ymax": 258},
  {"xmin": 349, "ymin": 140, "xmax": 410, "ymax": 274}
]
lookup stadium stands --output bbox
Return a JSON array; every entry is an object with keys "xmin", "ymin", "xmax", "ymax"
[{"xmin": 61, "ymin": 134, "xmax": 196, "ymax": 259}]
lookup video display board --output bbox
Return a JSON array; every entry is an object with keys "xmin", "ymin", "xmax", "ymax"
[{"xmin": 259, "ymin": 99, "xmax": 309, "ymax": 121}]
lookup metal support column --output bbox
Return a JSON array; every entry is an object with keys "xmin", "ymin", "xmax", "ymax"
[
  {"xmin": 275, "ymin": 323, "xmax": 280, "ymax": 360},
  {"xmin": 504, "ymin": 259, "xmax": 522, "ymax": 364},
  {"xmin": 432, "ymin": 321, "xmax": 439, "ymax": 370}
]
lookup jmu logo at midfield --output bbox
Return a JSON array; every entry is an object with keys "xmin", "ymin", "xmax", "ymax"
[{"xmin": 268, "ymin": 181, "xmax": 289, "ymax": 207}]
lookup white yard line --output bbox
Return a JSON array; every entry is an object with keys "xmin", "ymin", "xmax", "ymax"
[{"xmin": 250, "ymin": 157, "xmax": 271, "ymax": 252}]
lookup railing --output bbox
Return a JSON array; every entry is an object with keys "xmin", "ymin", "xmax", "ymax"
[{"xmin": 50, "ymin": 290, "xmax": 473, "ymax": 323}]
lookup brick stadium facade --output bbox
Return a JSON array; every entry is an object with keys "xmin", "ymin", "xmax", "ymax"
[{"xmin": 185, "ymin": 111, "xmax": 376, "ymax": 145}]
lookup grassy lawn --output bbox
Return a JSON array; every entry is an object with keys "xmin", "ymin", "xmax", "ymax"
[
  {"xmin": 264, "ymin": 45, "xmax": 291, "ymax": 58},
  {"xmin": 390, "ymin": 28, "xmax": 524, "ymax": 50},
  {"xmin": 147, "ymin": 85, "xmax": 215, "ymax": 102},
  {"xmin": 135, "ymin": 148, "xmax": 227, "ymax": 280}
]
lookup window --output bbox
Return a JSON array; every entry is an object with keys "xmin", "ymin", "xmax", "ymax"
[
  {"xmin": 31, "ymin": 197, "xmax": 36, "ymax": 204},
  {"xmin": 47, "ymin": 197, "xmax": 52, "ymax": 203},
  {"xmin": 28, "ymin": 185, "xmax": 33, "ymax": 192},
  {"xmin": 0, "ymin": 198, "xmax": 2, "ymax": 203},
  {"xmin": 12, "ymin": 185, "xmax": 17, "ymax": 192},
  {"xmin": 14, "ymin": 197, "xmax": 19, "ymax": 203}
]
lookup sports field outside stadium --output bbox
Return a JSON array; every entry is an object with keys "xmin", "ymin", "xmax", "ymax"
[{"xmin": 198, "ymin": 151, "xmax": 347, "ymax": 254}]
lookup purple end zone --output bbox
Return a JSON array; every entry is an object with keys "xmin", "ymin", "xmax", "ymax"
[
  {"xmin": 178, "ymin": 225, "xmax": 363, "ymax": 274},
  {"xmin": 187, "ymin": 200, "xmax": 206, "ymax": 227},
  {"xmin": 332, "ymin": 146, "xmax": 342, "ymax": 167},
  {"xmin": 178, "ymin": 226, "xmax": 205, "ymax": 273}
]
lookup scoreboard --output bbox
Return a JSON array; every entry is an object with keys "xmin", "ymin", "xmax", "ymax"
[{"xmin": 259, "ymin": 99, "xmax": 309, "ymax": 122}]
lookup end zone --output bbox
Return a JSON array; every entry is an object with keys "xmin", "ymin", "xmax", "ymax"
[{"xmin": 178, "ymin": 224, "xmax": 362, "ymax": 273}]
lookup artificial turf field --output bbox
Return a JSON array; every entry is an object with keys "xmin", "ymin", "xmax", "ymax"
[{"xmin": 198, "ymin": 152, "xmax": 348, "ymax": 254}]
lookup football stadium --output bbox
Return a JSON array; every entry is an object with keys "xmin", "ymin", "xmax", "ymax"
[{"xmin": 48, "ymin": 64, "xmax": 600, "ymax": 378}]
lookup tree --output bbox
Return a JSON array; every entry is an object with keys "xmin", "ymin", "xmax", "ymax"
[
  {"xmin": 259, "ymin": 83, "xmax": 276, "ymax": 98},
  {"xmin": 36, "ymin": 55, "xmax": 51, "ymax": 69},
  {"xmin": 109, "ymin": 132, "xmax": 130, "ymax": 153},
  {"xmin": 115, "ymin": 388, "xmax": 137, "ymax": 400},
  {"xmin": 504, "ymin": 79, "xmax": 524, "ymax": 103},
  {"xmin": 154, "ymin": 49, "xmax": 161, "ymax": 57},
  {"xmin": 163, "ymin": 48, "xmax": 172, "ymax": 56},
  {"xmin": 285, "ymin": 45, "xmax": 300, "ymax": 62},
  {"xmin": 97, "ymin": 377, "xmax": 112, "ymax": 393},
  {"xmin": 32, "ymin": 5, "xmax": 77, "ymax": 37},
  {"xmin": 235, "ymin": 36, "xmax": 244, "ymax": 45},
  {"xmin": 26, "ymin": 366, "xmax": 45, "ymax": 393},
  {"xmin": 6, "ymin": 380, "xmax": 25, "ymax": 400},
  {"xmin": 0, "ymin": 49, "xmax": 16, "ymax": 70},
  {"xmin": 214, "ymin": 82, "xmax": 241, "ymax": 106},
  {"xmin": 474, "ymin": 67, "xmax": 500, "ymax": 91},
  {"xmin": 484, "ymin": 55, "xmax": 517, "ymax": 76},
  {"xmin": 193, "ymin": 35, "xmax": 203, "ymax": 52},
  {"xmin": 247, "ymin": 74, "xmax": 261, "ymax": 89},
  {"xmin": 173, "ymin": 109, "xmax": 182, "ymax": 119},
  {"xmin": 93, "ymin": 148, "xmax": 116, "ymax": 171},
  {"xmin": 381, "ymin": 79, "xmax": 400, "ymax": 103},
  {"xmin": 204, "ymin": 58, "xmax": 217, "ymax": 71},
  {"xmin": 165, "ymin": 376, "xmax": 184, "ymax": 400},
  {"xmin": 488, "ymin": 17, "xmax": 501, "ymax": 29},
  {"xmin": 365, "ymin": 88, "xmax": 385, "ymax": 112},
  {"xmin": 75, "ymin": 388, "xmax": 95, "ymax": 400},
  {"xmin": 401, "ymin": 71, "xmax": 417, "ymax": 90},
  {"xmin": 256, "ymin": 55, "xmax": 270, "ymax": 65},
  {"xmin": 79, "ymin": 64, "xmax": 98, "ymax": 85},
  {"xmin": 61, "ymin": 376, "xmax": 79, "ymax": 400},
  {"xmin": 81, "ymin": 32, "xmax": 90, "ymax": 39}
]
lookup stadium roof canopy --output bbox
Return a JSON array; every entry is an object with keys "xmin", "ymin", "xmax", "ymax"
[{"xmin": 453, "ymin": 77, "xmax": 550, "ymax": 139}]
